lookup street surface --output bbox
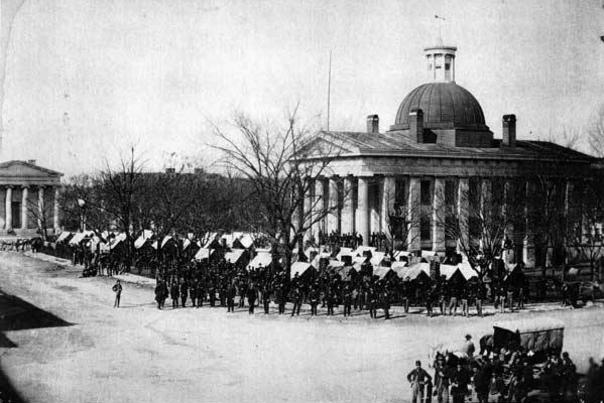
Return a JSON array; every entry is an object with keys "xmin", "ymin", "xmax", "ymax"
[{"xmin": 1, "ymin": 252, "xmax": 603, "ymax": 403}]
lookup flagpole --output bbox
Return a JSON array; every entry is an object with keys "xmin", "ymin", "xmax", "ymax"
[{"xmin": 327, "ymin": 50, "xmax": 332, "ymax": 131}]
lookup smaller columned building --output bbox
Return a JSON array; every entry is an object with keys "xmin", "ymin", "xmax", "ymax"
[{"xmin": 0, "ymin": 160, "xmax": 62, "ymax": 236}]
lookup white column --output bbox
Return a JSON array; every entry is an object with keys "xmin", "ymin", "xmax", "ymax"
[
  {"xmin": 479, "ymin": 179, "xmax": 492, "ymax": 251},
  {"xmin": 53, "ymin": 187, "xmax": 60, "ymax": 232},
  {"xmin": 37, "ymin": 187, "xmax": 44, "ymax": 230},
  {"xmin": 523, "ymin": 180, "xmax": 536, "ymax": 267},
  {"xmin": 312, "ymin": 179, "xmax": 325, "ymax": 243},
  {"xmin": 407, "ymin": 177, "xmax": 421, "ymax": 251},
  {"xmin": 381, "ymin": 177, "xmax": 396, "ymax": 238},
  {"xmin": 21, "ymin": 186, "xmax": 28, "ymax": 229},
  {"xmin": 327, "ymin": 178, "xmax": 339, "ymax": 234},
  {"xmin": 503, "ymin": 180, "xmax": 515, "ymax": 263},
  {"xmin": 357, "ymin": 177, "xmax": 370, "ymax": 246},
  {"xmin": 370, "ymin": 180, "xmax": 381, "ymax": 235},
  {"xmin": 432, "ymin": 177, "xmax": 445, "ymax": 252},
  {"xmin": 303, "ymin": 180, "xmax": 313, "ymax": 243},
  {"xmin": 5, "ymin": 187, "xmax": 12, "ymax": 230},
  {"xmin": 341, "ymin": 177, "xmax": 354, "ymax": 234},
  {"xmin": 457, "ymin": 178, "xmax": 469, "ymax": 252}
]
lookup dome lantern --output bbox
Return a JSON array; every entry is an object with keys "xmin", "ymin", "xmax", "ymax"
[{"xmin": 424, "ymin": 42, "xmax": 457, "ymax": 83}]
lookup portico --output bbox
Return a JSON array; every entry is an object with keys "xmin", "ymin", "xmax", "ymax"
[{"xmin": 0, "ymin": 160, "xmax": 62, "ymax": 236}]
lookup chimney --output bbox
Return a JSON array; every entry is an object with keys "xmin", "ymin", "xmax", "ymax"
[
  {"xmin": 409, "ymin": 108, "xmax": 424, "ymax": 143},
  {"xmin": 366, "ymin": 114, "xmax": 379, "ymax": 134},
  {"xmin": 27, "ymin": 159, "xmax": 36, "ymax": 165},
  {"xmin": 502, "ymin": 114, "xmax": 516, "ymax": 147}
]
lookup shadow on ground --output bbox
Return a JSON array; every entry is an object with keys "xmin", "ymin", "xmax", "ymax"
[{"xmin": 0, "ymin": 290, "xmax": 73, "ymax": 403}]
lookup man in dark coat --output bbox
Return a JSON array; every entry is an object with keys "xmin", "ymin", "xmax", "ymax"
[
  {"xmin": 180, "ymin": 280, "xmax": 189, "ymax": 307},
  {"xmin": 309, "ymin": 284, "xmax": 320, "ymax": 316},
  {"xmin": 262, "ymin": 282, "xmax": 271, "ymax": 314},
  {"xmin": 247, "ymin": 282, "xmax": 258, "ymax": 314},
  {"xmin": 450, "ymin": 363, "xmax": 470, "ymax": 403},
  {"xmin": 154, "ymin": 280, "xmax": 168, "ymax": 309},
  {"xmin": 112, "ymin": 279, "xmax": 122, "ymax": 308},
  {"xmin": 291, "ymin": 285, "xmax": 302, "ymax": 316},
  {"xmin": 381, "ymin": 288, "xmax": 390, "ymax": 320},
  {"xmin": 226, "ymin": 281, "xmax": 236, "ymax": 313},
  {"xmin": 342, "ymin": 285, "xmax": 352, "ymax": 317},
  {"xmin": 170, "ymin": 281, "xmax": 179, "ymax": 308},
  {"xmin": 407, "ymin": 360, "xmax": 432, "ymax": 403}
]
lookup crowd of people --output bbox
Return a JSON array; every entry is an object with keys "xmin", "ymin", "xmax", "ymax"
[{"xmin": 408, "ymin": 335, "xmax": 604, "ymax": 403}]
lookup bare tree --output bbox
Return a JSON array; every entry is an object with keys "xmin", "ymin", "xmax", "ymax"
[
  {"xmin": 383, "ymin": 186, "xmax": 421, "ymax": 253},
  {"xmin": 566, "ymin": 178, "xmax": 604, "ymax": 280},
  {"xmin": 212, "ymin": 109, "xmax": 346, "ymax": 274},
  {"xmin": 587, "ymin": 104, "xmax": 604, "ymax": 157}
]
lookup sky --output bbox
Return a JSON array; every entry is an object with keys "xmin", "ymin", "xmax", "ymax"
[{"xmin": 1, "ymin": 0, "xmax": 603, "ymax": 176}]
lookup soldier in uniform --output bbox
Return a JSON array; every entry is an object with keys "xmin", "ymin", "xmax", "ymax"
[
  {"xmin": 208, "ymin": 279, "xmax": 216, "ymax": 307},
  {"xmin": 276, "ymin": 284, "xmax": 286, "ymax": 314},
  {"xmin": 291, "ymin": 284, "xmax": 302, "ymax": 316},
  {"xmin": 368, "ymin": 285, "xmax": 377, "ymax": 319},
  {"xmin": 401, "ymin": 279, "xmax": 410, "ymax": 313},
  {"xmin": 170, "ymin": 281, "xmax": 179, "ymax": 308},
  {"xmin": 407, "ymin": 360, "xmax": 432, "ymax": 403},
  {"xmin": 180, "ymin": 279, "xmax": 189, "ymax": 307},
  {"xmin": 112, "ymin": 279, "xmax": 122, "ymax": 308},
  {"xmin": 196, "ymin": 279, "xmax": 205, "ymax": 308},
  {"xmin": 342, "ymin": 285, "xmax": 352, "ymax": 317},
  {"xmin": 381, "ymin": 287, "xmax": 391, "ymax": 320},
  {"xmin": 246, "ymin": 281, "xmax": 258, "ymax": 314},
  {"xmin": 326, "ymin": 284, "xmax": 335, "ymax": 316},
  {"xmin": 190, "ymin": 279, "xmax": 198, "ymax": 307},
  {"xmin": 226, "ymin": 280, "xmax": 236, "ymax": 313},
  {"xmin": 262, "ymin": 282, "xmax": 271, "ymax": 314},
  {"xmin": 309, "ymin": 284, "xmax": 320, "ymax": 316}
]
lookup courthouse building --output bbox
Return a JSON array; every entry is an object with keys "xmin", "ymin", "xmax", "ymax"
[
  {"xmin": 0, "ymin": 160, "xmax": 62, "ymax": 237},
  {"xmin": 299, "ymin": 40, "xmax": 596, "ymax": 268}
]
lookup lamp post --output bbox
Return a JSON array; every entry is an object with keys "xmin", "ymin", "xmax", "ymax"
[{"xmin": 77, "ymin": 198, "xmax": 87, "ymax": 231}]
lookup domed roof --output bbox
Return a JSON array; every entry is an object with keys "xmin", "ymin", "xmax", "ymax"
[{"xmin": 392, "ymin": 82, "xmax": 488, "ymax": 131}]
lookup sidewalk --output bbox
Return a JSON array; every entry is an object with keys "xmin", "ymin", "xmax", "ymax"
[{"xmin": 22, "ymin": 251, "xmax": 156, "ymax": 287}]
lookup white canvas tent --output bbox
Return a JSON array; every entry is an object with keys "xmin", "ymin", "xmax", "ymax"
[
  {"xmin": 370, "ymin": 251, "xmax": 387, "ymax": 267},
  {"xmin": 373, "ymin": 266, "xmax": 393, "ymax": 280},
  {"xmin": 56, "ymin": 231, "xmax": 72, "ymax": 243},
  {"xmin": 405, "ymin": 262, "xmax": 431, "ymax": 280},
  {"xmin": 237, "ymin": 234, "xmax": 254, "ymax": 249},
  {"xmin": 194, "ymin": 248, "xmax": 214, "ymax": 261},
  {"xmin": 224, "ymin": 249, "xmax": 246, "ymax": 264},
  {"xmin": 336, "ymin": 247, "xmax": 354, "ymax": 260},
  {"xmin": 354, "ymin": 246, "xmax": 377, "ymax": 256},
  {"xmin": 391, "ymin": 261, "xmax": 408, "ymax": 278},
  {"xmin": 134, "ymin": 230, "xmax": 153, "ymax": 249},
  {"xmin": 290, "ymin": 261, "xmax": 314, "ymax": 279},
  {"xmin": 69, "ymin": 231, "xmax": 94, "ymax": 246},
  {"xmin": 109, "ymin": 233, "xmax": 127, "ymax": 250},
  {"xmin": 246, "ymin": 252, "xmax": 272, "ymax": 271}
]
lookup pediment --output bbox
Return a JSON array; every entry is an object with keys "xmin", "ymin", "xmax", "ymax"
[
  {"xmin": 0, "ymin": 160, "xmax": 62, "ymax": 179},
  {"xmin": 296, "ymin": 133, "xmax": 358, "ymax": 158}
]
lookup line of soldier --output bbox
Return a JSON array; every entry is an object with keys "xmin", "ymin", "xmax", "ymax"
[{"xmin": 148, "ymin": 256, "xmax": 526, "ymax": 319}]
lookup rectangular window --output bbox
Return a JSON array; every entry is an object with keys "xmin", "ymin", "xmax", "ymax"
[
  {"xmin": 445, "ymin": 180, "xmax": 456, "ymax": 206},
  {"xmin": 420, "ymin": 215, "xmax": 431, "ymax": 241},
  {"xmin": 421, "ymin": 180, "xmax": 432, "ymax": 205}
]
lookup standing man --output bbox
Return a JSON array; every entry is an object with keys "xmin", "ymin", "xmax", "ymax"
[
  {"xmin": 450, "ymin": 363, "xmax": 470, "ymax": 403},
  {"xmin": 112, "ymin": 279, "xmax": 122, "ymax": 308},
  {"xmin": 381, "ymin": 287, "xmax": 390, "ymax": 320},
  {"xmin": 180, "ymin": 279, "xmax": 189, "ymax": 308},
  {"xmin": 262, "ymin": 282, "xmax": 271, "ymax": 314},
  {"xmin": 407, "ymin": 360, "xmax": 432, "ymax": 403},
  {"xmin": 226, "ymin": 280, "xmax": 236, "ymax": 313},
  {"xmin": 342, "ymin": 285, "xmax": 352, "ymax": 317},
  {"xmin": 170, "ymin": 281, "xmax": 179, "ymax": 309},
  {"xmin": 247, "ymin": 281, "xmax": 258, "ymax": 314},
  {"xmin": 309, "ymin": 284, "xmax": 320, "ymax": 316},
  {"xmin": 291, "ymin": 284, "xmax": 302, "ymax": 317}
]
